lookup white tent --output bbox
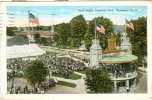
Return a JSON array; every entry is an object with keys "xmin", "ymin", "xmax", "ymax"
[{"xmin": 7, "ymin": 44, "xmax": 46, "ymax": 59}]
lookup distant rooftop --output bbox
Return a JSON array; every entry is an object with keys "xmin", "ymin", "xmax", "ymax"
[
  {"xmin": 99, "ymin": 53, "xmax": 138, "ymax": 64},
  {"xmin": 7, "ymin": 36, "xmax": 29, "ymax": 47},
  {"xmin": 13, "ymin": 30, "xmax": 57, "ymax": 36}
]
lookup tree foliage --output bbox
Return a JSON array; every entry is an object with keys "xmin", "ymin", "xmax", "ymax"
[
  {"xmin": 16, "ymin": 34, "xmax": 28, "ymax": 39},
  {"xmin": 70, "ymin": 14, "xmax": 87, "ymax": 47},
  {"xmin": 34, "ymin": 32, "xmax": 40, "ymax": 40},
  {"xmin": 84, "ymin": 67, "xmax": 113, "ymax": 93},
  {"xmin": 57, "ymin": 22, "xmax": 70, "ymax": 48},
  {"xmin": 84, "ymin": 20, "xmax": 95, "ymax": 50},
  {"xmin": 84, "ymin": 17, "xmax": 113, "ymax": 50},
  {"xmin": 7, "ymin": 27, "xmax": 15, "ymax": 36},
  {"xmin": 24, "ymin": 59, "xmax": 48, "ymax": 87},
  {"xmin": 53, "ymin": 34, "xmax": 59, "ymax": 42},
  {"xmin": 126, "ymin": 17, "xmax": 147, "ymax": 62}
]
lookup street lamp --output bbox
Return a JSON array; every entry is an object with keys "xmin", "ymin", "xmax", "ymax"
[
  {"xmin": 50, "ymin": 14, "xmax": 58, "ymax": 33},
  {"xmin": 142, "ymin": 60, "xmax": 145, "ymax": 71}
]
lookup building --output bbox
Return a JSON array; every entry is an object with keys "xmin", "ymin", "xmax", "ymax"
[
  {"xmin": 90, "ymin": 33, "xmax": 138, "ymax": 93},
  {"xmin": 14, "ymin": 30, "xmax": 56, "ymax": 42}
]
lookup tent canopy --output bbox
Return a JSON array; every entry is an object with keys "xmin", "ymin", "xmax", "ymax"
[{"xmin": 7, "ymin": 44, "xmax": 46, "ymax": 59}]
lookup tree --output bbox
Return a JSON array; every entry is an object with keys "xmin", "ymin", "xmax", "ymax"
[
  {"xmin": 34, "ymin": 33, "xmax": 40, "ymax": 44},
  {"xmin": 7, "ymin": 27, "xmax": 15, "ymax": 36},
  {"xmin": 34, "ymin": 32, "xmax": 40, "ymax": 40},
  {"xmin": 70, "ymin": 14, "xmax": 87, "ymax": 47},
  {"xmin": 84, "ymin": 67, "xmax": 113, "ymax": 93},
  {"xmin": 17, "ymin": 34, "xmax": 28, "ymax": 39},
  {"xmin": 53, "ymin": 34, "xmax": 59, "ymax": 42},
  {"xmin": 24, "ymin": 59, "xmax": 48, "ymax": 92},
  {"xmin": 47, "ymin": 37, "xmax": 52, "ymax": 46},
  {"xmin": 41, "ymin": 37, "xmax": 48, "ymax": 46},
  {"xmin": 126, "ymin": 17, "xmax": 147, "ymax": 62},
  {"xmin": 42, "ymin": 26, "xmax": 49, "ymax": 31},
  {"xmin": 57, "ymin": 22, "xmax": 70, "ymax": 48},
  {"xmin": 84, "ymin": 17, "xmax": 113, "ymax": 50},
  {"xmin": 84, "ymin": 20, "xmax": 96, "ymax": 50}
]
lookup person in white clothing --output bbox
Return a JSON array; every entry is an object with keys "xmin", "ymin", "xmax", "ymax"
[{"xmin": 126, "ymin": 86, "xmax": 129, "ymax": 93}]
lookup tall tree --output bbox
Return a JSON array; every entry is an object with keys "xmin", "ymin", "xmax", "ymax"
[
  {"xmin": 70, "ymin": 14, "xmax": 87, "ymax": 47},
  {"xmin": 57, "ymin": 22, "xmax": 70, "ymax": 48},
  {"xmin": 53, "ymin": 34, "xmax": 59, "ymax": 42},
  {"xmin": 34, "ymin": 32, "xmax": 40, "ymax": 40},
  {"xmin": 126, "ymin": 17, "xmax": 147, "ymax": 62},
  {"xmin": 84, "ymin": 67, "xmax": 113, "ymax": 93},
  {"xmin": 84, "ymin": 20, "xmax": 95, "ymax": 50},
  {"xmin": 6, "ymin": 27, "xmax": 15, "ymax": 36},
  {"xmin": 24, "ymin": 59, "xmax": 48, "ymax": 92}
]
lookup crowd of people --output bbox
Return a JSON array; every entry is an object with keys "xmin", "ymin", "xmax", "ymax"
[
  {"xmin": 39, "ymin": 55, "xmax": 86, "ymax": 79},
  {"xmin": 101, "ymin": 62, "xmax": 138, "ymax": 78},
  {"xmin": 7, "ymin": 53, "xmax": 87, "ymax": 94},
  {"xmin": 8, "ymin": 77, "xmax": 57, "ymax": 94},
  {"xmin": 7, "ymin": 58, "xmax": 30, "ymax": 81}
]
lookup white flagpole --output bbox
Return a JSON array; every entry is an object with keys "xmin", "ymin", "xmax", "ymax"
[
  {"xmin": 95, "ymin": 17, "xmax": 96, "ymax": 40},
  {"xmin": 125, "ymin": 19, "xmax": 126, "ymax": 33},
  {"xmin": 28, "ymin": 11, "xmax": 30, "ymax": 44},
  {"xmin": 125, "ymin": 24, "xmax": 126, "ymax": 33},
  {"xmin": 32, "ymin": 23, "xmax": 33, "ymax": 31},
  {"xmin": 28, "ymin": 11, "xmax": 30, "ymax": 34}
]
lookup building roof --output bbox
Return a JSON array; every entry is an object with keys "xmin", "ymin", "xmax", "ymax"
[
  {"xmin": 99, "ymin": 53, "xmax": 138, "ymax": 64},
  {"xmin": 13, "ymin": 30, "xmax": 57, "ymax": 36},
  {"xmin": 7, "ymin": 36, "xmax": 29, "ymax": 47},
  {"xmin": 21, "ymin": 31, "xmax": 56, "ymax": 36}
]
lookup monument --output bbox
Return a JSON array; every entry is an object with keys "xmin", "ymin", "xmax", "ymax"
[
  {"xmin": 90, "ymin": 39, "xmax": 102, "ymax": 68},
  {"xmin": 121, "ymin": 32, "xmax": 132, "ymax": 54}
]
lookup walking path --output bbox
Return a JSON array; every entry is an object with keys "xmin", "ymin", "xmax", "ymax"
[{"xmin": 47, "ymin": 72, "xmax": 86, "ymax": 90}]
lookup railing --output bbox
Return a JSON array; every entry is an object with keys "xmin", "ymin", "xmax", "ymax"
[{"xmin": 110, "ymin": 71, "xmax": 137, "ymax": 80}]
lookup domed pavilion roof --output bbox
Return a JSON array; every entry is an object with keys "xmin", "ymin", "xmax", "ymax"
[{"xmin": 99, "ymin": 53, "xmax": 138, "ymax": 64}]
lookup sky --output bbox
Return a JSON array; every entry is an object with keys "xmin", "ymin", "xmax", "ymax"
[{"xmin": 6, "ymin": 6, "xmax": 147, "ymax": 27}]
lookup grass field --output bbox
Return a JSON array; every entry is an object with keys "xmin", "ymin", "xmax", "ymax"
[
  {"xmin": 52, "ymin": 73, "xmax": 82, "ymax": 80},
  {"xmin": 56, "ymin": 57, "xmax": 75, "ymax": 62},
  {"xmin": 76, "ymin": 67, "xmax": 91, "ymax": 74},
  {"xmin": 74, "ymin": 56, "xmax": 81, "ymax": 60},
  {"xmin": 57, "ymin": 81, "xmax": 77, "ymax": 88},
  {"xmin": 46, "ymin": 51, "xmax": 57, "ymax": 55}
]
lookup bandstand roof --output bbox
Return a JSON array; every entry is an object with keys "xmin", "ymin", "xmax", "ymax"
[{"xmin": 99, "ymin": 53, "xmax": 138, "ymax": 64}]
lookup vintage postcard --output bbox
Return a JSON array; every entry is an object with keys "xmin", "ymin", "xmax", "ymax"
[{"xmin": 0, "ymin": 1, "xmax": 151, "ymax": 100}]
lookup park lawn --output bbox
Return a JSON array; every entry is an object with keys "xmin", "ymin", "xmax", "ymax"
[
  {"xmin": 57, "ymin": 81, "xmax": 77, "ymax": 88},
  {"xmin": 74, "ymin": 56, "xmax": 81, "ymax": 60},
  {"xmin": 15, "ymin": 75, "xmax": 27, "ymax": 79},
  {"xmin": 66, "ymin": 46, "xmax": 78, "ymax": 50},
  {"xmin": 56, "ymin": 57, "xmax": 75, "ymax": 62},
  {"xmin": 52, "ymin": 73, "xmax": 82, "ymax": 80},
  {"xmin": 68, "ymin": 73, "xmax": 82, "ymax": 80},
  {"xmin": 46, "ymin": 51, "xmax": 57, "ymax": 55},
  {"xmin": 76, "ymin": 67, "xmax": 91, "ymax": 74}
]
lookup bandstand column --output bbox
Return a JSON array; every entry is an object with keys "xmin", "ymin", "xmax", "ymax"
[
  {"xmin": 126, "ymin": 79, "xmax": 129, "ymax": 92},
  {"xmin": 132, "ymin": 78, "xmax": 136, "ymax": 88},
  {"xmin": 114, "ymin": 81, "xmax": 117, "ymax": 93}
]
